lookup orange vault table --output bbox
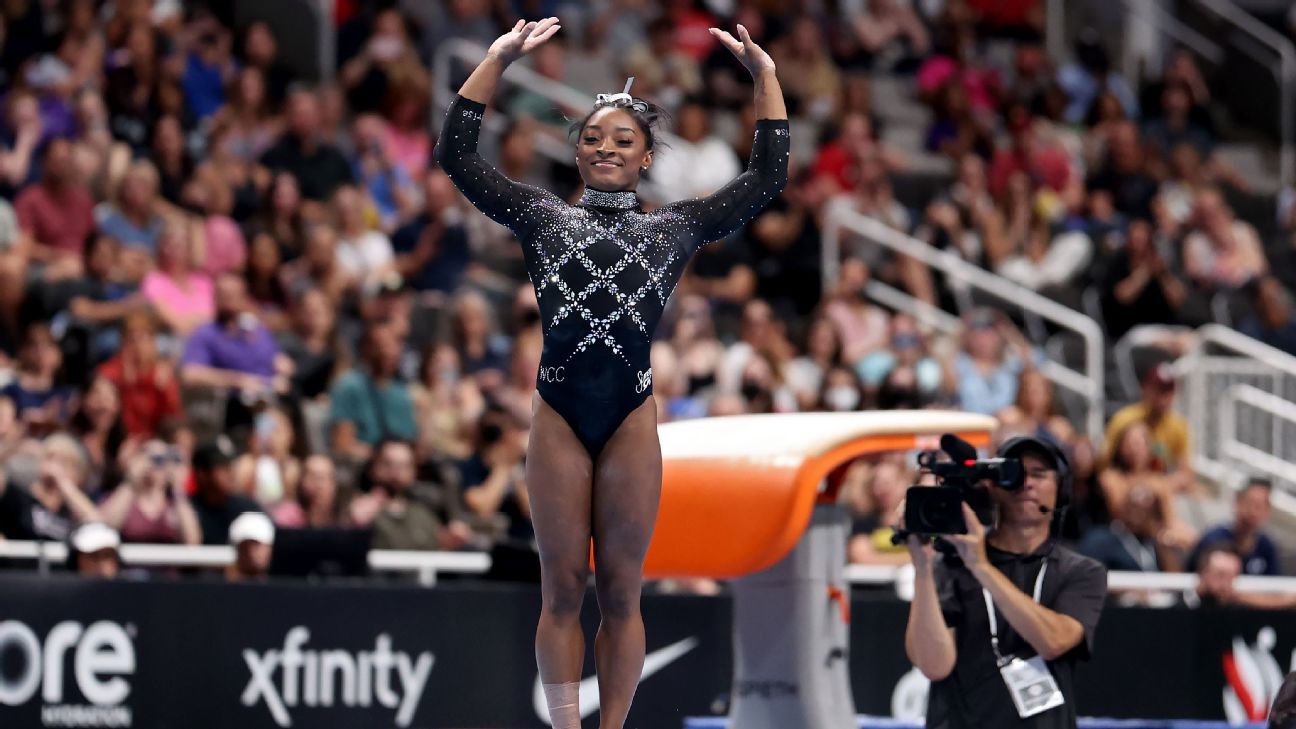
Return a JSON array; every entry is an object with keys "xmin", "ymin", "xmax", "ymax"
[{"xmin": 643, "ymin": 410, "xmax": 997, "ymax": 729}]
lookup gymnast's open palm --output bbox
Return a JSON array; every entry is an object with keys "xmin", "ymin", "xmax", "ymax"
[
  {"xmin": 709, "ymin": 24, "xmax": 776, "ymax": 77},
  {"xmin": 488, "ymin": 17, "xmax": 561, "ymax": 65}
]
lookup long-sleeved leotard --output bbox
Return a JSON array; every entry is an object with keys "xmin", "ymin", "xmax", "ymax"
[{"xmin": 435, "ymin": 94, "xmax": 789, "ymax": 458}]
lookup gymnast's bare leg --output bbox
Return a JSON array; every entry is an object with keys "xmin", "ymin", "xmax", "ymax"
[
  {"xmin": 527, "ymin": 394, "xmax": 595, "ymax": 728},
  {"xmin": 590, "ymin": 396, "xmax": 662, "ymax": 728}
]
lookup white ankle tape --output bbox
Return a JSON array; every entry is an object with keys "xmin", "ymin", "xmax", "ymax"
[{"xmin": 543, "ymin": 682, "xmax": 581, "ymax": 728}]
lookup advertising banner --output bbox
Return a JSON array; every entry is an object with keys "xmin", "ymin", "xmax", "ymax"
[{"xmin": 2, "ymin": 576, "xmax": 1295, "ymax": 728}]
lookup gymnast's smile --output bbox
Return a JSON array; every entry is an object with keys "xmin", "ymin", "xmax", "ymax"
[{"xmin": 574, "ymin": 107, "xmax": 653, "ymax": 191}]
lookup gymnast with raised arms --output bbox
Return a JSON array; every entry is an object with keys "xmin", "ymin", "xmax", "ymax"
[{"xmin": 434, "ymin": 16, "xmax": 788, "ymax": 728}]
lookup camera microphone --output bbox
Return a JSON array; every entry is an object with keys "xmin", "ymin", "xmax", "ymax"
[{"xmin": 939, "ymin": 433, "xmax": 979, "ymax": 464}]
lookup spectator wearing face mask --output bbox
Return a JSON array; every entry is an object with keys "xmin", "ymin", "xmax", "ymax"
[
  {"xmin": 815, "ymin": 366, "xmax": 864, "ymax": 413},
  {"xmin": 785, "ymin": 316, "xmax": 845, "ymax": 410}
]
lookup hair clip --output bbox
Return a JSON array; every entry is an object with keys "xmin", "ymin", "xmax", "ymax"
[{"xmin": 594, "ymin": 77, "xmax": 649, "ymax": 113}]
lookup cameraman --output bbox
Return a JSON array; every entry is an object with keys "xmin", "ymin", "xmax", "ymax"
[{"xmin": 903, "ymin": 438, "xmax": 1107, "ymax": 728}]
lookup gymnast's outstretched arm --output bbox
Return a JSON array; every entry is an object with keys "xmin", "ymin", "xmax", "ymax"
[
  {"xmin": 433, "ymin": 18, "xmax": 564, "ymax": 235},
  {"xmin": 663, "ymin": 25, "xmax": 790, "ymax": 245}
]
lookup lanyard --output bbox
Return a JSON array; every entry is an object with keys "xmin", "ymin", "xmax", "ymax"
[{"xmin": 982, "ymin": 562, "xmax": 1047, "ymax": 663}]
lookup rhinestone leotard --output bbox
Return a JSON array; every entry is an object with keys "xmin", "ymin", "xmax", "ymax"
[{"xmin": 435, "ymin": 94, "xmax": 789, "ymax": 458}]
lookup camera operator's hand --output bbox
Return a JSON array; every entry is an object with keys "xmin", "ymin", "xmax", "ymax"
[
  {"xmin": 948, "ymin": 503, "xmax": 989, "ymax": 573},
  {"xmin": 896, "ymin": 499, "xmax": 936, "ymax": 569}
]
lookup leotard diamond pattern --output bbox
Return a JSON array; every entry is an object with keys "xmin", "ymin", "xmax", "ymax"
[{"xmin": 435, "ymin": 94, "xmax": 789, "ymax": 457}]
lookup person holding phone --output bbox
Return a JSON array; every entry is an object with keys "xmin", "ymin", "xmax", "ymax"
[{"xmin": 99, "ymin": 439, "xmax": 201, "ymax": 545}]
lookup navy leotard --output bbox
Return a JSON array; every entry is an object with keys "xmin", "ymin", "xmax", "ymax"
[{"xmin": 435, "ymin": 94, "xmax": 789, "ymax": 458}]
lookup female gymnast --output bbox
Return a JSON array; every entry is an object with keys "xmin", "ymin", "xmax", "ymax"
[{"xmin": 434, "ymin": 16, "xmax": 788, "ymax": 728}]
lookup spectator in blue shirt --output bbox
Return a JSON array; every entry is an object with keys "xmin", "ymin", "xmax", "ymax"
[
  {"xmin": 1, "ymin": 323, "xmax": 75, "ymax": 436},
  {"xmin": 1189, "ymin": 477, "xmax": 1281, "ymax": 576},
  {"xmin": 391, "ymin": 169, "xmax": 471, "ymax": 295},
  {"xmin": 182, "ymin": 21, "xmax": 236, "ymax": 121},
  {"xmin": 952, "ymin": 309, "xmax": 1039, "ymax": 416},
  {"xmin": 95, "ymin": 160, "xmax": 164, "ymax": 253},
  {"xmin": 329, "ymin": 322, "xmax": 417, "ymax": 462}
]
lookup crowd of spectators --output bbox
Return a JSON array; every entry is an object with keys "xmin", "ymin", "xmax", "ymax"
[{"xmin": 0, "ymin": 0, "xmax": 1291, "ymax": 598}]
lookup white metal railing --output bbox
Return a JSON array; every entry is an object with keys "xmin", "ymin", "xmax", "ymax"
[
  {"xmin": 863, "ymin": 280, "xmax": 963, "ymax": 335},
  {"xmin": 1219, "ymin": 384, "xmax": 1296, "ymax": 511},
  {"xmin": 0, "ymin": 541, "xmax": 491, "ymax": 587},
  {"xmin": 10, "ymin": 540, "xmax": 1296, "ymax": 598},
  {"xmin": 824, "ymin": 208, "xmax": 1106, "ymax": 443},
  {"xmin": 847, "ymin": 563, "xmax": 1296, "ymax": 595},
  {"xmin": 1113, "ymin": 325, "xmax": 1193, "ymax": 400},
  {"xmin": 1180, "ymin": 325, "xmax": 1296, "ymax": 502}
]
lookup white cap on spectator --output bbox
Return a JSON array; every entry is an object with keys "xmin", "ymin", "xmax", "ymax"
[
  {"xmin": 71, "ymin": 522, "xmax": 121, "ymax": 554},
  {"xmin": 229, "ymin": 512, "xmax": 276, "ymax": 546}
]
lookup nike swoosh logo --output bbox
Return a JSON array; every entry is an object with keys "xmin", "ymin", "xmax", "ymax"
[{"xmin": 532, "ymin": 636, "xmax": 699, "ymax": 724}]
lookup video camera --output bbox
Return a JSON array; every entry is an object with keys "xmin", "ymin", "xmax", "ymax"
[{"xmin": 892, "ymin": 433, "xmax": 1027, "ymax": 540}]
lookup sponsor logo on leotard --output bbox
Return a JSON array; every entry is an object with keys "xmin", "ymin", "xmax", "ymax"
[
  {"xmin": 635, "ymin": 368, "xmax": 652, "ymax": 393},
  {"xmin": 539, "ymin": 366, "xmax": 566, "ymax": 383}
]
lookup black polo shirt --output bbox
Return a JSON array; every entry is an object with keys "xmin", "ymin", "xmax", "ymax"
[
  {"xmin": 260, "ymin": 135, "xmax": 354, "ymax": 202},
  {"xmin": 926, "ymin": 539, "xmax": 1107, "ymax": 729}
]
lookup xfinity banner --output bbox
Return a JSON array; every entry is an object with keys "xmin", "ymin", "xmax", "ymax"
[
  {"xmin": 2, "ymin": 575, "xmax": 1296, "ymax": 728},
  {"xmin": 0, "ymin": 576, "xmax": 730, "ymax": 729}
]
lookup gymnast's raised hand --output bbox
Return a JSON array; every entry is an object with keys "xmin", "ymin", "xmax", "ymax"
[
  {"xmin": 487, "ymin": 17, "xmax": 561, "ymax": 65},
  {"xmin": 709, "ymin": 23, "xmax": 776, "ymax": 77}
]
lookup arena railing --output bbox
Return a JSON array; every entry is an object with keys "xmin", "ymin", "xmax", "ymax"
[
  {"xmin": 1180, "ymin": 325, "xmax": 1296, "ymax": 501},
  {"xmin": 846, "ymin": 563, "xmax": 1296, "ymax": 596},
  {"xmin": 822, "ymin": 206, "xmax": 1106, "ymax": 444},
  {"xmin": 6, "ymin": 540, "xmax": 1296, "ymax": 598},
  {"xmin": 1219, "ymin": 384, "xmax": 1296, "ymax": 511},
  {"xmin": 0, "ymin": 541, "xmax": 488, "ymax": 587}
]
